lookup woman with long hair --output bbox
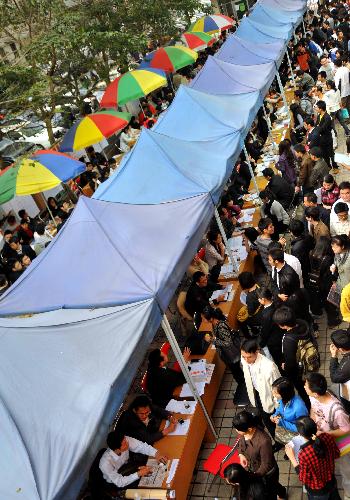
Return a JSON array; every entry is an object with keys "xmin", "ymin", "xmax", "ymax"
[
  {"xmin": 223, "ymin": 463, "xmax": 267, "ymax": 500},
  {"xmin": 233, "ymin": 410, "xmax": 287, "ymax": 499},
  {"xmin": 276, "ymin": 140, "xmax": 297, "ymax": 185},
  {"xmin": 285, "ymin": 416, "xmax": 341, "ymax": 500},
  {"xmin": 202, "ymin": 306, "xmax": 243, "ymax": 385},
  {"xmin": 204, "ymin": 228, "xmax": 225, "ymax": 274},
  {"xmin": 290, "ymin": 102, "xmax": 306, "ymax": 144},
  {"xmin": 328, "ymin": 235, "xmax": 350, "ymax": 325}
]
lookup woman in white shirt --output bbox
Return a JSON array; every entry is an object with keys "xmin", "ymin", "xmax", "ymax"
[
  {"xmin": 324, "ymin": 80, "xmax": 350, "ymax": 136},
  {"xmin": 205, "ymin": 228, "xmax": 225, "ymax": 271},
  {"xmin": 119, "ymin": 125, "xmax": 132, "ymax": 153}
]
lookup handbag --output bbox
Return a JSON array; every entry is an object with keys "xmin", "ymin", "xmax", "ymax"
[
  {"xmin": 327, "ymin": 282, "xmax": 341, "ymax": 307},
  {"xmin": 275, "ymin": 425, "xmax": 298, "ymax": 445}
]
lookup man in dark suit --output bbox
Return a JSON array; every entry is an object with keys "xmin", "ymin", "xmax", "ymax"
[
  {"xmin": 268, "ymin": 248, "xmax": 300, "ymax": 299},
  {"xmin": 257, "ymin": 287, "xmax": 283, "ymax": 368},
  {"xmin": 304, "ymin": 116, "xmax": 320, "ymax": 151},
  {"xmin": 315, "ymin": 100, "xmax": 336, "ymax": 168},
  {"xmin": 262, "ymin": 168, "xmax": 294, "ymax": 209},
  {"xmin": 303, "ymin": 192, "xmax": 330, "ymax": 227}
]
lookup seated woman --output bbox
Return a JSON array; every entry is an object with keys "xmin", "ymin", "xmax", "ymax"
[
  {"xmin": 204, "ymin": 228, "xmax": 225, "ymax": 280},
  {"xmin": 270, "ymin": 377, "xmax": 308, "ymax": 450},
  {"xmin": 223, "ymin": 463, "xmax": 267, "ymax": 500},
  {"xmin": 147, "ymin": 347, "xmax": 190, "ymax": 407},
  {"xmin": 118, "ymin": 395, "xmax": 177, "ymax": 445},
  {"xmin": 237, "ymin": 272, "xmax": 263, "ymax": 337}
]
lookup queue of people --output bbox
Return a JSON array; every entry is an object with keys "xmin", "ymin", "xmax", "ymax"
[{"xmin": 82, "ymin": 2, "xmax": 350, "ymax": 499}]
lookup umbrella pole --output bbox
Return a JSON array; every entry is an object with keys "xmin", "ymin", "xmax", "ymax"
[
  {"xmin": 42, "ymin": 194, "xmax": 57, "ymax": 227},
  {"xmin": 214, "ymin": 208, "xmax": 239, "ymax": 274},
  {"xmin": 243, "ymin": 145, "xmax": 260, "ymax": 196},
  {"xmin": 161, "ymin": 314, "xmax": 218, "ymax": 440},
  {"xmin": 302, "ymin": 19, "xmax": 307, "ymax": 37},
  {"xmin": 276, "ymin": 72, "xmax": 291, "ymax": 121},
  {"xmin": 139, "ymin": 102, "xmax": 146, "ymax": 119}
]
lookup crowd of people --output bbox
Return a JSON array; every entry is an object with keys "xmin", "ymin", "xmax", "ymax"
[{"xmin": 76, "ymin": 1, "xmax": 350, "ymax": 499}]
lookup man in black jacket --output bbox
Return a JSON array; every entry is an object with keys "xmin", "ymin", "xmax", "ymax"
[
  {"xmin": 268, "ymin": 248, "xmax": 300, "ymax": 300},
  {"xmin": 330, "ymin": 329, "xmax": 350, "ymax": 413},
  {"xmin": 304, "ymin": 116, "xmax": 321, "ymax": 150},
  {"xmin": 2, "ymin": 236, "xmax": 36, "ymax": 262},
  {"xmin": 262, "ymin": 168, "xmax": 294, "ymax": 210},
  {"xmin": 118, "ymin": 395, "xmax": 177, "ymax": 445},
  {"xmin": 290, "ymin": 219, "xmax": 315, "ymax": 284},
  {"xmin": 257, "ymin": 287, "xmax": 283, "ymax": 368},
  {"xmin": 273, "ymin": 306, "xmax": 311, "ymax": 408},
  {"xmin": 315, "ymin": 100, "xmax": 336, "ymax": 168},
  {"xmin": 303, "ymin": 192, "xmax": 330, "ymax": 227},
  {"xmin": 184, "ymin": 272, "xmax": 224, "ymax": 318}
]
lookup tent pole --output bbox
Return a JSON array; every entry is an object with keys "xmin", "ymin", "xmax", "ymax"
[
  {"xmin": 276, "ymin": 72, "xmax": 291, "ymax": 121},
  {"xmin": 262, "ymin": 104, "xmax": 278, "ymax": 152},
  {"xmin": 161, "ymin": 315, "xmax": 218, "ymax": 439},
  {"xmin": 214, "ymin": 208, "xmax": 239, "ymax": 274},
  {"xmin": 286, "ymin": 49, "xmax": 296, "ymax": 88},
  {"xmin": 243, "ymin": 145, "xmax": 260, "ymax": 195}
]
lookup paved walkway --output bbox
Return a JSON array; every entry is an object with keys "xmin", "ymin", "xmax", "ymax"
[{"xmin": 187, "ymin": 129, "xmax": 350, "ymax": 500}]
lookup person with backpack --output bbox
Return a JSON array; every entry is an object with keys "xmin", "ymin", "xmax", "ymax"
[
  {"xmin": 273, "ymin": 306, "xmax": 318, "ymax": 409},
  {"xmin": 295, "ymin": 89, "xmax": 314, "ymax": 117},
  {"xmin": 305, "ymin": 372, "xmax": 350, "ymax": 499},
  {"xmin": 202, "ymin": 306, "xmax": 244, "ymax": 386},
  {"xmin": 285, "ymin": 416, "xmax": 341, "ymax": 500}
]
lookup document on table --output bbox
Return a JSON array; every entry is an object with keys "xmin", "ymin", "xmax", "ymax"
[
  {"xmin": 188, "ymin": 359, "xmax": 207, "ymax": 382},
  {"xmin": 165, "ymin": 399, "xmax": 197, "ymax": 414},
  {"xmin": 205, "ymin": 363, "xmax": 215, "ymax": 384},
  {"xmin": 335, "ymin": 152, "xmax": 350, "ymax": 165},
  {"xmin": 164, "ymin": 418, "xmax": 190, "ymax": 436},
  {"xmin": 240, "ymin": 209, "xmax": 254, "ymax": 223},
  {"xmin": 166, "ymin": 459, "xmax": 180, "ymax": 485},
  {"xmin": 211, "ymin": 284, "xmax": 233, "ymax": 302},
  {"xmin": 219, "ymin": 264, "xmax": 236, "ymax": 279},
  {"xmin": 139, "ymin": 458, "xmax": 169, "ymax": 487},
  {"xmin": 228, "ymin": 235, "xmax": 244, "ymax": 249},
  {"xmin": 180, "ymin": 381, "xmax": 206, "ymax": 397}
]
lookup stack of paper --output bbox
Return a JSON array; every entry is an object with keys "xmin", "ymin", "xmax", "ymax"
[
  {"xmin": 180, "ymin": 381, "xmax": 206, "ymax": 397},
  {"xmin": 188, "ymin": 359, "xmax": 207, "ymax": 382},
  {"xmin": 164, "ymin": 418, "xmax": 191, "ymax": 436},
  {"xmin": 139, "ymin": 459, "xmax": 169, "ymax": 487},
  {"xmin": 219, "ymin": 263, "xmax": 235, "ymax": 279},
  {"xmin": 165, "ymin": 399, "xmax": 197, "ymax": 414},
  {"xmin": 166, "ymin": 459, "xmax": 180, "ymax": 485}
]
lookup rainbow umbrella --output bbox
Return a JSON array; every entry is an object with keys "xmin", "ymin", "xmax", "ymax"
[
  {"xmin": 59, "ymin": 110, "xmax": 131, "ymax": 152},
  {"xmin": 189, "ymin": 14, "xmax": 234, "ymax": 34},
  {"xmin": 181, "ymin": 31, "xmax": 215, "ymax": 51},
  {"xmin": 100, "ymin": 68, "xmax": 167, "ymax": 108},
  {"xmin": 0, "ymin": 150, "xmax": 85, "ymax": 204},
  {"xmin": 139, "ymin": 46, "xmax": 198, "ymax": 73}
]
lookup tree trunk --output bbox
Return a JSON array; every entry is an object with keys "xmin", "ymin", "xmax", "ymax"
[{"xmin": 44, "ymin": 115, "xmax": 55, "ymax": 146}]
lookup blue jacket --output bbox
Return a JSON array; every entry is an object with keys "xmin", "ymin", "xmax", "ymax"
[{"xmin": 272, "ymin": 395, "xmax": 308, "ymax": 432}]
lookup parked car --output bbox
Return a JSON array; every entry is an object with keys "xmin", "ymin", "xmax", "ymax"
[
  {"xmin": 1, "ymin": 118, "xmax": 64, "ymax": 148},
  {"xmin": 0, "ymin": 141, "xmax": 38, "ymax": 168}
]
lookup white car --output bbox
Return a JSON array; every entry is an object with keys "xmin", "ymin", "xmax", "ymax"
[{"xmin": 1, "ymin": 118, "xmax": 64, "ymax": 149}]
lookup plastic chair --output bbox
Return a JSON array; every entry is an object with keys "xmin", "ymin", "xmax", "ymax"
[{"xmin": 203, "ymin": 439, "xmax": 240, "ymax": 491}]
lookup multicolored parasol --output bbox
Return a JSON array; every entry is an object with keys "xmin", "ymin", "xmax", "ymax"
[
  {"xmin": 188, "ymin": 14, "xmax": 235, "ymax": 34},
  {"xmin": 0, "ymin": 150, "xmax": 85, "ymax": 204},
  {"xmin": 59, "ymin": 110, "xmax": 132, "ymax": 152},
  {"xmin": 181, "ymin": 31, "xmax": 215, "ymax": 51},
  {"xmin": 139, "ymin": 46, "xmax": 198, "ymax": 73},
  {"xmin": 100, "ymin": 68, "xmax": 167, "ymax": 108}
]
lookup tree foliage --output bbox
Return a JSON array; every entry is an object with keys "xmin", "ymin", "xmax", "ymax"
[{"xmin": 0, "ymin": 0, "xmax": 211, "ymax": 144}]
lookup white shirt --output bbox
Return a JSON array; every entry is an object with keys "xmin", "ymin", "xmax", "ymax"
[
  {"xmin": 99, "ymin": 437, "xmax": 157, "ymax": 488},
  {"xmin": 284, "ymin": 252, "xmax": 304, "ymax": 287},
  {"xmin": 330, "ymin": 218, "xmax": 350, "ymax": 237},
  {"xmin": 248, "ymin": 362, "xmax": 259, "ymax": 390},
  {"xmin": 323, "ymin": 89, "xmax": 341, "ymax": 113},
  {"xmin": 334, "ymin": 66, "xmax": 350, "ymax": 98},
  {"xmin": 319, "ymin": 62, "xmax": 335, "ymax": 81},
  {"xmin": 330, "ymin": 199, "xmax": 350, "ymax": 223},
  {"xmin": 120, "ymin": 131, "xmax": 131, "ymax": 153}
]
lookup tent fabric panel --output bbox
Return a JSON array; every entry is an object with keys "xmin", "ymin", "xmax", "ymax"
[
  {"xmin": 94, "ymin": 129, "xmax": 242, "ymax": 205},
  {"xmin": 0, "ymin": 300, "xmax": 161, "ymax": 500}
]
